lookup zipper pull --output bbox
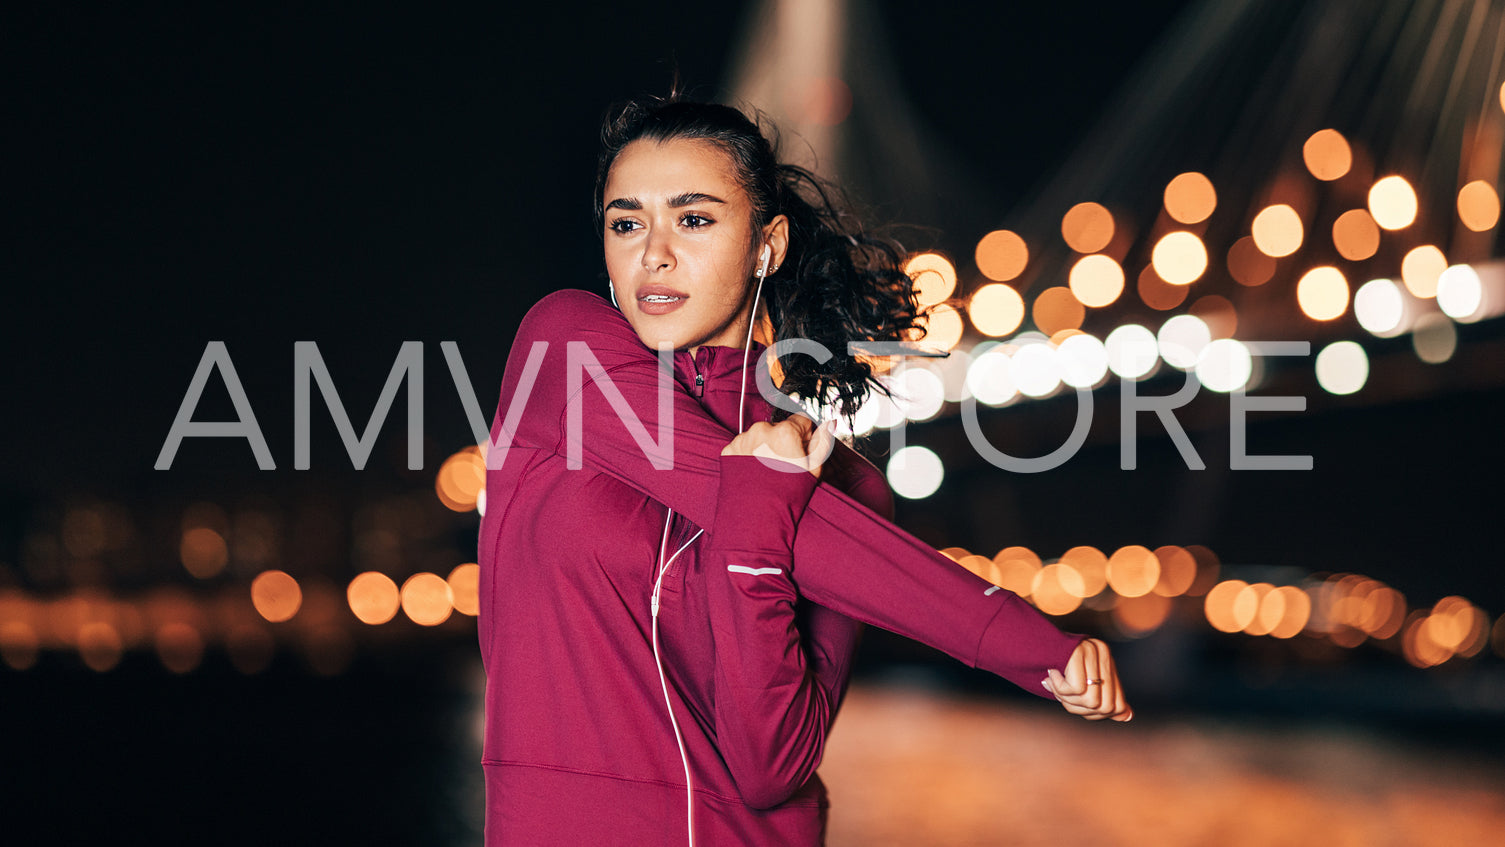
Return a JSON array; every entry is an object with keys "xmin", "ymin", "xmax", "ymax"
[{"xmin": 693, "ymin": 372, "xmax": 704, "ymax": 397}]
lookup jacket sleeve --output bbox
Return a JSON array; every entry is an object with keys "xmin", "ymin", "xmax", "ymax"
[
  {"xmin": 704, "ymin": 453, "xmax": 827, "ymax": 809},
  {"xmin": 490, "ymin": 290, "xmax": 1084, "ymax": 697}
]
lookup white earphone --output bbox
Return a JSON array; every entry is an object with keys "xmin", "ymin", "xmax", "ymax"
[{"xmin": 608, "ymin": 279, "xmax": 619, "ymax": 308}]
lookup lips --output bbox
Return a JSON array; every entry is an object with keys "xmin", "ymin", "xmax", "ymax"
[{"xmin": 636, "ymin": 284, "xmax": 689, "ymax": 316}]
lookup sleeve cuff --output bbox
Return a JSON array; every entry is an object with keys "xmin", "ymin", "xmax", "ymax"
[{"xmin": 709, "ymin": 454, "xmax": 820, "ymax": 554}]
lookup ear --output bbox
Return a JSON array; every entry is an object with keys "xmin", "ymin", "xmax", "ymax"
[{"xmin": 760, "ymin": 214, "xmax": 790, "ymax": 272}]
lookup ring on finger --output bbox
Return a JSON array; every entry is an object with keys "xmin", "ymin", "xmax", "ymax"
[{"xmin": 1086, "ymin": 678, "xmax": 1104, "ymax": 685}]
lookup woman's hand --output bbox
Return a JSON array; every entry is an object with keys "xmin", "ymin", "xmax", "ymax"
[
  {"xmin": 721, "ymin": 416, "xmax": 835, "ymax": 478},
  {"xmin": 1042, "ymin": 637, "xmax": 1133, "ymax": 722}
]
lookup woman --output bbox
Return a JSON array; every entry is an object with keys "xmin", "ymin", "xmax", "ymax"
[{"xmin": 477, "ymin": 93, "xmax": 1130, "ymax": 846}]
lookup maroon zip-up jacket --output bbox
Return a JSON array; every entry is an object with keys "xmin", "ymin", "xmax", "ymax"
[{"xmin": 477, "ymin": 289, "xmax": 1084, "ymax": 845}]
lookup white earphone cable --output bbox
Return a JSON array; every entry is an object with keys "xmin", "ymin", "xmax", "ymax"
[{"xmin": 654, "ymin": 245, "xmax": 769, "ymax": 847}]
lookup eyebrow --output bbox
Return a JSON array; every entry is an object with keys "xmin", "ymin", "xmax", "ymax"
[{"xmin": 604, "ymin": 192, "xmax": 728, "ymax": 212}]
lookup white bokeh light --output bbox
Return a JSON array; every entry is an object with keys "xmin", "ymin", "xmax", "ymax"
[
  {"xmin": 1194, "ymin": 338, "xmax": 1252, "ymax": 392},
  {"xmin": 1011, "ymin": 343, "xmax": 1062, "ymax": 397},
  {"xmin": 1158, "ymin": 314, "xmax": 1211, "ymax": 369},
  {"xmin": 1437, "ymin": 264, "xmax": 1483, "ymax": 322},
  {"xmin": 1105, "ymin": 324, "xmax": 1159, "ymax": 380},
  {"xmin": 1353, "ymin": 278, "xmax": 1406, "ymax": 336},
  {"xmin": 1057, "ymin": 333, "xmax": 1109, "ymax": 388},
  {"xmin": 892, "ymin": 366, "xmax": 946, "ymax": 422},
  {"xmin": 886, "ymin": 445, "xmax": 944, "ymax": 499},
  {"xmin": 1314, "ymin": 341, "xmax": 1369, "ymax": 395},
  {"xmin": 966, "ymin": 347, "xmax": 1017, "ymax": 406},
  {"xmin": 870, "ymin": 385, "xmax": 905, "ymax": 429}
]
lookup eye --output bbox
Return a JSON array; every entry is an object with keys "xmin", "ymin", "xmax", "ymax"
[
  {"xmin": 608, "ymin": 218, "xmax": 639, "ymax": 234},
  {"xmin": 681, "ymin": 213, "xmax": 714, "ymax": 229}
]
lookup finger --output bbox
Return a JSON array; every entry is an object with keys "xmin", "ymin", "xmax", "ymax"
[{"xmin": 805, "ymin": 420, "xmax": 836, "ymax": 476}]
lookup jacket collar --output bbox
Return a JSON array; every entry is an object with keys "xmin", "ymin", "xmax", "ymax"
[{"xmin": 673, "ymin": 342, "xmax": 773, "ymax": 432}]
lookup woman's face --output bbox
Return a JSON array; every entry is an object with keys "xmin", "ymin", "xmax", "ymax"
[{"xmin": 602, "ymin": 137, "xmax": 783, "ymax": 353}]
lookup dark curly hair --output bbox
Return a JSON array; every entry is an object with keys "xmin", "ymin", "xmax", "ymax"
[{"xmin": 592, "ymin": 90, "xmax": 925, "ymax": 421}]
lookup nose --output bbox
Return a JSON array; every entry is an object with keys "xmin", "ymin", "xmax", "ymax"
[{"xmin": 642, "ymin": 227, "xmax": 675, "ymax": 274}]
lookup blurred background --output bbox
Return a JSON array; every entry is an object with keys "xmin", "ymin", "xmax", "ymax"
[{"xmin": 4, "ymin": 1, "xmax": 1504, "ymax": 844}]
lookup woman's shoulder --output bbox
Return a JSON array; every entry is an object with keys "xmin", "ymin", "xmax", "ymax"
[{"xmin": 514, "ymin": 288, "xmax": 640, "ymax": 349}]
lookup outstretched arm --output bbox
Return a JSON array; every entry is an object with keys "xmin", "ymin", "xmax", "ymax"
[{"xmin": 493, "ymin": 290, "xmax": 1087, "ymax": 697}]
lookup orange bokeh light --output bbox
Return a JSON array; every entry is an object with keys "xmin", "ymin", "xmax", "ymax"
[
  {"xmin": 906, "ymin": 253, "xmax": 958, "ymax": 306},
  {"xmin": 401, "ymin": 572, "xmax": 454, "ymax": 626},
  {"xmin": 1106, "ymin": 546, "xmax": 1160, "ymax": 598},
  {"xmin": 1331, "ymin": 209, "xmax": 1380, "ymax": 261},
  {"xmin": 347, "ymin": 571, "xmax": 401, "ymax": 625},
  {"xmin": 1138, "ymin": 265, "xmax": 1189, "ymax": 311},
  {"xmin": 1031, "ymin": 564, "xmax": 1085, "ymax": 616},
  {"xmin": 1400, "ymin": 245, "xmax": 1447, "ymax": 298},
  {"xmin": 251, "ymin": 570, "xmax": 302, "ymax": 623},
  {"xmin": 1150, "ymin": 546, "xmax": 1197, "ymax": 597},
  {"xmin": 1252, "ymin": 205, "xmax": 1304, "ymax": 258},
  {"xmin": 916, "ymin": 304, "xmax": 965, "ymax": 352},
  {"xmin": 991, "ymin": 547, "xmax": 1042, "ymax": 599},
  {"xmin": 1302, "ymin": 129, "xmax": 1352, "ymax": 181},
  {"xmin": 1227, "ymin": 236, "xmax": 1277, "ymax": 286},
  {"xmin": 1061, "ymin": 202, "xmax": 1115, "ymax": 253},
  {"xmin": 1032, "ymin": 287, "xmax": 1086, "ymax": 335},
  {"xmin": 976, "ymin": 230, "xmax": 1029, "ymax": 282},
  {"xmin": 1058, "ymin": 547, "xmax": 1109, "ymax": 598},
  {"xmin": 1163, "ymin": 172, "xmax": 1217, "ymax": 224},
  {"xmin": 1204, "ymin": 579, "xmax": 1251, "ymax": 633},
  {"xmin": 448, "ymin": 564, "xmax": 481, "ymax": 616},
  {"xmin": 1457, "ymin": 180, "xmax": 1501, "ymax": 232}
]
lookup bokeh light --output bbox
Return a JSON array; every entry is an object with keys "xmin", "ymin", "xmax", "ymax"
[
  {"xmin": 401, "ymin": 572, "xmax": 454, "ymax": 626},
  {"xmin": 1157, "ymin": 314, "xmax": 1211, "ymax": 369},
  {"xmin": 1437, "ymin": 264, "xmax": 1484, "ymax": 321},
  {"xmin": 1227, "ymin": 236, "xmax": 1277, "ymax": 286},
  {"xmin": 1151, "ymin": 546, "xmax": 1197, "ymax": 597},
  {"xmin": 892, "ymin": 366, "xmax": 946, "ymax": 422},
  {"xmin": 968, "ymin": 283, "xmax": 1026, "ymax": 336},
  {"xmin": 448, "ymin": 564, "xmax": 480, "ymax": 616},
  {"xmin": 1105, "ymin": 324, "xmax": 1160, "ymax": 380},
  {"xmin": 1331, "ymin": 209, "xmax": 1380, "ymax": 261},
  {"xmin": 1302, "ymin": 129, "xmax": 1352, "ymax": 180},
  {"xmin": 886, "ymin": 446, "xmax": 944, "ymax": 500},
  {"xmin": 1059, "ymin": 547, "xmax": 1109, "ymax": 597},
  {"xmin": 1194, "ymin": 339, "xmax": 1252, "ymax": 393},
  {"xmin": 179, "ymin": 526, "xmax": 229, "ymax": 579},
  {"xmin": 436, "ymin": 447, "xmax": 486, "ymax": 513},
  {"xmin": 991, "ymin": 547, "xmax": 1042, "ymax": 599},
  {"xmin": 251, "ymin": 570, "xmax": 302, "ymax": 623},
  {"xmin": 1061, "ymin": 202, "xmax": 1115, "ymax": 253},
  {"xmin": 1314, "ymin": 341, "xmax": 1368, "ymax": 395},
  {"xmin": 1296, "ymin": 266, "xmax": 1349, "ymax": 321},
  {"xmin": 1368, "ymin": 175, "xmax": 1418, "ymax": 230},
  {"xmin": 1032, "ymin": 287, "xmax": 1086, "ymax": 335},
  {"xmin": 1189, "ymin": 294, "xmax": 1238, "ymax": 340},
  {"xmin": 1205, "ymin": 579, "xmax": 1253, "ymax": 633},
  {"xmin": 1163, "ymin": 172, "xmax": 1217, "ymax": 224},
  {"xmin": 1032, "ymin": 563, "xmax": 1086, "ymax": 616},
  {"xmin": 975, "ymin": 230, "xmax": 1029, "ymax": 281},
  {"xmin": 965, "ymin": 347, "xmax": 1017, "ymax": 406},
  {"xmin": 917, "ymin": 304, "xmax": 965, "ymax": 352},
  {"xmin": 1010, "ymin": 343, "xmax": 1063, "ymax": 397},
  {"xmin": 1411, "ymin": 313, "xmax": 1457, "ymax": 364},
  {"xmin": 1113, "ymin": 593, "xmax": 1173, "ymax": 637},
  {"xmin": 348, "ymin": 571, "xmax": 401, "ymax": 625},
  {"xmin": 906, "ymin": 253, "xmax": 958, "ymax": 307},
  {"xmin": 1400, "ymin": 245, "xmax": 1447, "ymax": 298},
  {"xmin": 1069, "ymin": 254, "xmax": 1126, "ymax": 307},
  {"xmin": 1353, "ymin": 278, "xmax": 1407, "ymax": 336},
  {"xmin": 1057, "ymin": 334, "xmax": 1109, "ymax": 388},
  {"xmin": 1457, "ymin": 180, "xmax": 1501, "ymax": 231},
  {"xmin": 1151, "ymin": 231, "xmax": 1209, "ymax": 285},
  {"xmin": 1138, "ymin": 264, "xmax": 1189, "ymax": 310},
  {"xmin": 1251, "ymin": 204, "xmax": 1304, "ymax": 257},
  {"xmin": 1106, "ymin": 546, "xmax": 1160, "ymax": 598}
]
